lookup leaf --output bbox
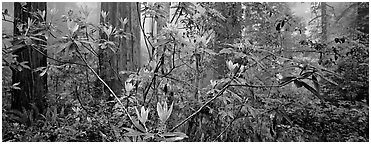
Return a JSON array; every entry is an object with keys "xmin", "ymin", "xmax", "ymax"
[
  {"xmin": 245, "ymin": 104, "xmax": 257, "ymax": 118},
  {"xmin": 11, "ymin": 82, "xmax": 21, "ymax": 90},
  {"xmin": 39, "ymin": 67, "xmax": 48, "ymax": 77},
  {"xmin": 56, "ymin": 41, "xmax": 72, "ymax": 54},
  {"xmin": 160, "ymin": 132, "xmax": 188, "ymax": 142},
  {"xmin": 132, "ymin": 120, "xmax": 146, "ymax": 132},
  {"xmin": 122, "ymin": 127, "xmax": 145, "ymax": 137},
  {"xmin": 279, "ymin": 76, "xmax": 296, "ymax": 85},
  {"xmin": 316, "ymin": 73, "xmax": 338, "ymax": 86},
  {"xmin": 300, "ymin": 71, "xmax": 314, "ymax": 79},
  {"xmin": 166, "ymin": 102, "xmax": 174, "ymax": 121},
  {"xmin": 143, "ymin": 133, "xmax": 155, "ymax": 140},
  {"xmin": 119, "ymin": 17, "xmax": 128, "ymax": 28},
  {"xmin": 157, "ymin": 102, "xmax": 164, "ymax": 121},
  {"xmin": 19, "ymin": 61, "xmax": 30, "ymax": 69},
  {"xmin": 72, "ymin": 24, "xmax": 79, "ymax": 34},
  {"xmin": 29, "ymin": 36, "xmax": 47, "ymax": 44},
  {"xmin": 312, "ymin": 75, "xmax": 320, "ymax": 93},
  {"xmin": 293, "ymin": 80, "xmax": 304, "ymax": 88},
  {"xmin": 8, "ymin": 44, "xmax": 26, "ymax": 52},
  {"xmin": 123, "ymin": 136, "xmax": 132, "ymax": 142},
  {"xmin": 219, "ymin": 48, "xmax": 233, "ymax": 54},
  {"xmin": 228, "ymin": 90, "xmax": 243, "ymax": 102},
  {"xmin": 300, "ymin": 81, "xmax": 324, "ymax": 101},
  {"xmin": 201, "ymin": 48, "xmax": 216, "ymax": 55},
  {"xmin": 277, "ymin": 107, "xmax": 293, "ymax": 125},
  {"xmin": 111, "ymin": 124, "xmax": 122, "ymax": 141},
  {"xmin": 101, "ymin": 10, "xmax": 109, "ymax": 20}
]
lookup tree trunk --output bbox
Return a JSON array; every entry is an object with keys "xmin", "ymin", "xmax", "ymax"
[
  {"xmin": 12, "ymin": 2, "xmax": 47, "ymax": 113},
  {"xmin": 213, "ymin": 2, "xmax": 242, "ymax": 77},
  {"xmin": 356, "ymin": 2, "xmax": 369, "ymax": 41},
  {"xmin": 319, "ymin": 2, "xmax": 327, "ymax": 65},
  {"xmin": 99, "ymin": 2, "xmax": 141, "ymax": 98}
]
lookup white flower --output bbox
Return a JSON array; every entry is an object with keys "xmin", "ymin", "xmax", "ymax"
[
  {"xmin": 210, "ymin": 80, "xmax": 217, "ymax": 88},
  {"xmin": 125, "ymin": 82, "xmax": 134, "ymax": 94},
  {"xmin": 226, "ymin": 60, "xmax": 238, "ymax": 71},
  {"xmin": 135, "ymin": 106, "xmax": 149, "ymax": 125},
  {"xmin": 157, "ymin": 101, "xmax": 174, "ymax": 123}
]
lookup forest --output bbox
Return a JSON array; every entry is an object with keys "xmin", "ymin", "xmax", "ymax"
[{"xmin": 1, "ymin": 2, "xmax": 369, "ymax": 142}]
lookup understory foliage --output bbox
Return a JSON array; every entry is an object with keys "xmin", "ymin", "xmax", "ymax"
[{"xmin": 2, "ymin": 2, "xmax": 369, "ymax": 142}]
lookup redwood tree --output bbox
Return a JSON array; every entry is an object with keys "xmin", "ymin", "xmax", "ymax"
[
  {"xmin": 11, "ymin": 2, "xmax": 47, "ymax": 113},
  {"xmin": 99, "ymin": 2, "xmax": 141, "ymax": 97}
]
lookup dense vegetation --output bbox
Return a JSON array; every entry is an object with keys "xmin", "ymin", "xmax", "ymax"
[{"xmin": 2, "ymin": 2, "xmax": 369, "ymax": 142}]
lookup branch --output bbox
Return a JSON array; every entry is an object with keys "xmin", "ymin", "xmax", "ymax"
[
  {"xmin": 308, "ymin": 15, "xmax": 322, "ymax": 24},
  {"xmin": 169, "ymin": 78, "xmax": 232, "ymax": 132},
  {"xmin": 335, "ymin": 3, "xmax": 359, "ymax": 23},
  {"xmin": 137, "ymin": 2, "xmax": 155, "ymax": 61},
  {"xmin": 75, "ymin": 49, "xmax": 136, "ymax": 126},
  {"xmin": 229, "ymin": 76, "xmax": 297, "ymax": 89},
  {"xmin": 213, "ymin": 96, "xmax": 249, "ymax": 141},
  {"xmin": 169, "ymin": 65, "xmax": 242, "ymax": 132},
  {"xmin": 170, "ymin": 2, "xmax": 182, "ymax": 24},
  {"xmin": 30, "ymin": 44, "xmax": 88, "ymax": 67}
]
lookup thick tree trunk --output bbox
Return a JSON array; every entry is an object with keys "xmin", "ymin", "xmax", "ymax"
[
  {"xmin": 319, "ymin": 2, "xmax": 327, "ymax": 65},
  {"xmin": 99, "ymin": 2, "xmax": 141, "ymax": 98},
  {"xmin": 356, "ymin": 2, "xmax": 369, "ymax": 41},
  {"xmin": 213, "ymin": 2, "xmax": 242, "ymax": 77},
  {"xmin": 12, "ymin": 2, "xmax": 47, "ymax": 113}
]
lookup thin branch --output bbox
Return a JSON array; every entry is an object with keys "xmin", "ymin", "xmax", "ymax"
[
  {"xmin": 308, "ymin": 15, "xmax": 322, "ymax": 24},
  {"xmin": 213, "ymin": 96, "xmax": 249, "ymax": 141},
  {"xmin": 169, "ymin": 78, "xmax": 232, "ymax": 132},
  {"xmin": 170, "ymin": 2, "xmax": 182, "ymax": 24},
  {"xmin": 335, "ymin": 3, "xmax": 359, "ymax": 23},
  {"xmin": 169, "ymin": 65, "xmax": 242, "ymax": 132},
  {"xmin": 30, "ymin": 44, "xmax": 88, "ymax": 67},
  {"xmin": 75, "ymin": 49, "xmax": 135, "ymax": 126},
  {"xmin": 137, "ymin": 2, "xmax": 155, "ymax": 61}
]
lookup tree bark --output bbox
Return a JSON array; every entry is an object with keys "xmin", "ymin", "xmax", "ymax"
[
  {"xmin": 12, "ymin": 2, "xmax": 47, "ymax": 113},
  {"xmin": 99, "ymin": 2, "xmax": 141, "ymax": 98},
  {"xmin": 213, "ymin": 2, "xmax": 242, "ymax": 77},
  {"xmin": 356, "ymin": 2, "xmax": 369, "ymax": 41},
  {"xmin": 319, "ymin": 2, "xmax": 327, "ymax": 65}
]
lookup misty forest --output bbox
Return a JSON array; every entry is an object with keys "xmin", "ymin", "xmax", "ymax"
[{"xmin": 1, "ymin": 2, "xmax": 369, "ymax": 142}]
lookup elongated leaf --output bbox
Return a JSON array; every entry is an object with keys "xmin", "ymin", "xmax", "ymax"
[
  {"xmin": 316, "ymin": 73, "xmax": 338, "ymax": 86},
  {"xmin": 300, "ymin": 71, "xmax": 313, "ymax": 79},
  {"xmin": 39, "ymin": 67, "xmax": 48, "ymax": 76},
  {"xmin": 19, "ymin": 61, "xmax": 30, "ymax": 69},
  {"xmin": 165, "ymin": 102, "xmax": 174, "ymax": 122},
  {"xmin": 132, "ymin": 120, "xmax": 146, "ymax": 132},
  {"xmin": 29, "ymin": 36, "xmax": 47, "ymax": 43},
  {"xmin": 312, "ymin": 75, "xmax": 320, "ymax": 93},
  {"xmin": 123, "ymin": 136, "xmax": 132, "ymax": 142},
  {"xmin": 280, "ymin": 76, "xmax": 296, "ymax": 85},
  {"xmin": 293, "ymin": 80, "xmax": 304, "ymax": 88},
  {"xmin": 122, "ymin": 127, "xmax": 145, "ymax": 136},
  {"xmin": 8, "ymin": 44, "xmax": 26, "ymax": 52},
  {"xmin": 277, "ymin": 107, "xmax": 293, "ymax": 125},
  {"xmin": 300, "ymin": 81, "xmax": 323, "ymax": 101},
  {"xmin": 164, "ymin": 136, "xmax": 187, "ymax": 142},
  {"xmin": 157, "ymin": 102, "xmax": 163, "ymax": 121},
  {"xmin": 219, "ymin": 48, "xmax": 233, "ymax": 54}
]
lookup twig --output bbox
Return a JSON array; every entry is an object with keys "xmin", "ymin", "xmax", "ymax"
[
  {"xmin": 30, "ymin": 44, "xmax": 88, "ymax": 67},
  {"xmin": 137, "ymin": 2, "xmax": 155, "ymax": 61},
  {"xmin": 212, "ymin": 88, "xmax": 251, "ymax": 141},
  {"xmin": 169, "ymin": 65, "xmax": 242, "ymax": 132},
  {"xmin": 75, "ymin": 49, "xmax": 135, "ymax": 126},
  {"xmin": 169, "ymin": 78, "xmax": 233, "ymax": 132}
]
